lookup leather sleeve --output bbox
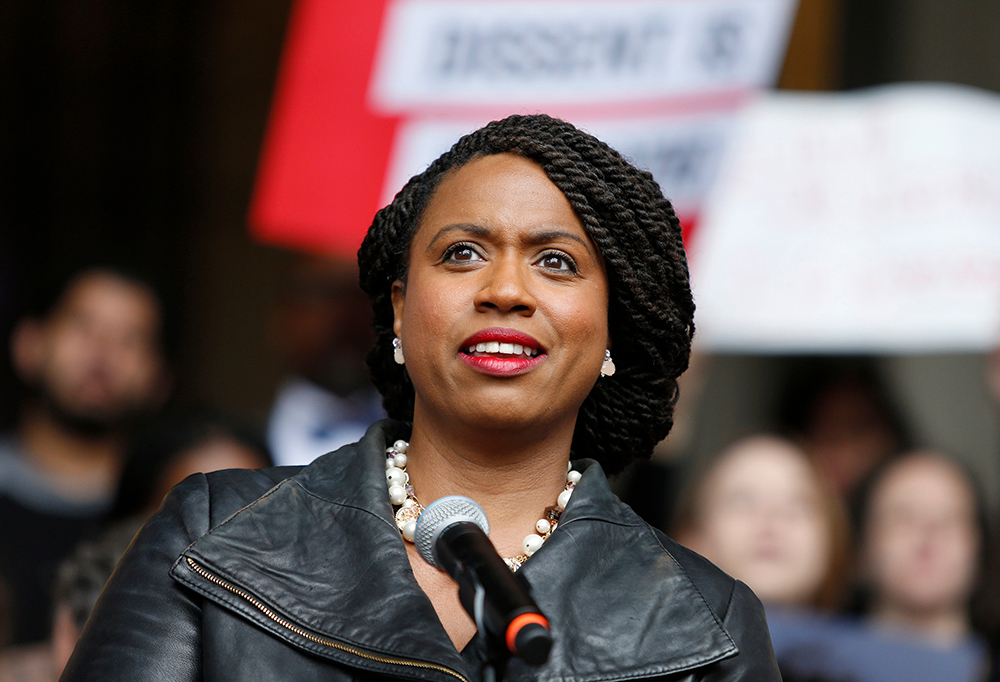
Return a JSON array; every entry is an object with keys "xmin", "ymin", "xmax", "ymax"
[
  {"xmin": 701, "ymin": 580, "xmax": 783, "ymax": 682},
  {"xmin": 60, "ymin": 474, "xmax": 213, "ymax": 682}
]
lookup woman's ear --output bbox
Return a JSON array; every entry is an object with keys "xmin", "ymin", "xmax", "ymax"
[{"xmin": 391, "ymin": 281, "xmax": 405, "ymax": 338}]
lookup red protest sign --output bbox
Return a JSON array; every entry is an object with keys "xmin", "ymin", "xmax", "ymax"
[{"xmin": 250, "ymin": 0, "xmax": 397, "ymax": 254}]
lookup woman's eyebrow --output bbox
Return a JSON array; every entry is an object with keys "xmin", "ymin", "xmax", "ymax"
[
  {"xmin": 424, "ymin": 224, "xmax": 489, "ymax": 254},
  {"xmin": 524, "ymin": 230, "xmax": 594, "ymax": 257}
]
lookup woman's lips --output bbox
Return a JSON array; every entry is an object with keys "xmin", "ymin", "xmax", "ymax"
[
  {"xmin": 459, "ymin": 353, "xmax": 546, "ymax": 376},
  {"xmin": 459, "ymin": 327, "xmax": 546, "ymax": 376}
]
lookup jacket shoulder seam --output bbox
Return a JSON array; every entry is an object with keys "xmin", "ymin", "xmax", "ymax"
[
  {"xmin": 177, "ymin": 475, "xmax": 293, "ymax": 557},
  {"xmin": 649, "ymin": 526, "xmax": 738, "ymax": 652},
  {"xmin": 291, "ymin": 479, "xmax": 399, "ymax": 531}
]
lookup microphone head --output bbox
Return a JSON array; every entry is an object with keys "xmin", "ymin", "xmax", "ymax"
[{"xmin": 414, "ymin": 495, "xmax": 490, "ymax": 569}]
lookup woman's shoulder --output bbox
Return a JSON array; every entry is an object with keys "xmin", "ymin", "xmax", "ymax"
[
  {"xmin": 649, "ymin": 526, "xmax": 751, "ymax": 624},
  {"xmin": 165, "ymin": 465, "xmax": 299, "ymax": 521},
  {"xmin": 161, "ymin": 453, "xmax": 353, "ymax": 542},
  {"xmin": 651, "ymin": 528, "xmax": 780, "ymax": 678},
  {"xmin": 164, "ymin": 429, "xmax": 377, "ymax": 530},
  {"xmin": 201, "ymin": 464, "xmax": 306, "ymax": 500}
]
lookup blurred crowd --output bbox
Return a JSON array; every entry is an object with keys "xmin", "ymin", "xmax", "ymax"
[
  {"xmin": 1, "ymin": 259, "xmax": 999, "ymax": 682},
  {"xmin": 0, "ymin": 257, "xmax": 379, "ymax": 680},
  {"xmin": 659, "ymin": 360, "xmax": 1000, "ymax": 682}
]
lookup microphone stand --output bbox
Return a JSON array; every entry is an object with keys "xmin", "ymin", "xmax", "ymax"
[{"xmin": 458, "ymin": 568, "xmax": 510, "ymax": 682}]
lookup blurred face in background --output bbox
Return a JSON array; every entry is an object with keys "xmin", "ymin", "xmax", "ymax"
[
  {"xmin": 803, "ymin": 378, "xmax": 900, "ymax": 496},
  {"xmin": 863, "ymin": 453, "xmax": 980, "ymax": 620},
  {"xmin": 274, "ymin": 255, "xmax": 374, "ymax": 396},
  {"xmin": 14, "ymin": 270, "xmax": 166, "ymax": 431},
  {"xmin": 685, "ymin": 436, "xmax": 833, "ymax": 607},
  {"xmin": 149, "ymin": 436, "xmax": 270, "ymax": 514}
]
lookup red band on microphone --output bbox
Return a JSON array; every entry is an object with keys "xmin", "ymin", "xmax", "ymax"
[{"xmin": 506, "ymin": 613, "xmax": 550, "ymax": 654}]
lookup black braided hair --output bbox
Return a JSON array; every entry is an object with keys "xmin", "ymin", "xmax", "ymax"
[{"xmin": 358, "ymin": 114, "xmax": 694, "ymax": 475}]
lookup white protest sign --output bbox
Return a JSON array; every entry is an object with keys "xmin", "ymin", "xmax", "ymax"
[
  {"xmin": 692, "ymin": 83, "xmax": 1000, "ymax": 353},
  {"xmin": 371, "ymin": 0, "xmax": 796, "ymax": 234},
  {"xmin": 371, "ymin": 0, "xmax": 794, "ymax": 109}
]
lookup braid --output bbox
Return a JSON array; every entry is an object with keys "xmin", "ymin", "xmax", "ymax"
[{"xmin": 358, "ymin": 114, "xmax": 695, "ymax": 474}]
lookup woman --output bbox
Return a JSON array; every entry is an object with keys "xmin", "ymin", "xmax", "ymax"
[
  {"xmin": 62, "ymin": 114, "xmax": 779, "ymax": 681},
  {"xmin": 673, "ymin": 434, "xmax": 853, "ymax": 682},
  {"xmin": 851, "ymin": 450, "xmax": 990, "ymax": 682},
  {"xmin": 674, "ymin": 434, "xmax": 850, "ymax": 613}
]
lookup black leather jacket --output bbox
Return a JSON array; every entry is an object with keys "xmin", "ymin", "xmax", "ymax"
[{"xmin": 62, "ymin": 420, "xmax": 780, "ymax": 681}]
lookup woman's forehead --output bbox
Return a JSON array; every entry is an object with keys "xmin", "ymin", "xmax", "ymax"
[{"xmin": 412, "ymin": 154, "xmax": 591, "ymax": 246}]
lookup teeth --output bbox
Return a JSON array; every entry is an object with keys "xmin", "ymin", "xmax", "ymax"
[{"xmin": 465, "ymin": 342, "xmax": 540, "ymax": 357}]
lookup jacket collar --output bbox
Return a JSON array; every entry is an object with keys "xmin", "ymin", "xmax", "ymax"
[{"xmin": 172, "ymin": 420, "xmax": 736, "ymax": 682}]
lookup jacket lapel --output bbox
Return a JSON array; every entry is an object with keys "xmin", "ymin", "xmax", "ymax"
[
  {"xmin": 172, "ymin": 420, "xmax": 737, "ymax": 682},
  {"xmin": 513, "ymin": 462, "xmax": 737, "ymax": 682},
  {"xmin": 172, "ymin": 421, "xmax": 474, "ymax": 680}
]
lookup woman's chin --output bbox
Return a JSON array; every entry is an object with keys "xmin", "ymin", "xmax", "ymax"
[
  {"xmin": 426, "ymin": 398, "xmax": 568, "ymax": 440},
  {"xmin": 461, "ymin": 407, "xmax": 552, "ymax": 434}
]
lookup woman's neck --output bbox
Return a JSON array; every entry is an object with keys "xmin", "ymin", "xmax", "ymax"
[
  {"xmin": 869, "ymin": 600, "xmax": 971, "ymax": 646},
  {"xmin": 19, "ymin": 405, "xmax": 123, "ymax": 503},
  {"xmin": 404, "ymin": 408, "xmax": 575, "ymax": 559}
]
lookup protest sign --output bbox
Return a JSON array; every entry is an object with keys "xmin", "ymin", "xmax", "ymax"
[
  {"xmin": 693, "ymin": 84, "xmax": 1000, "ymax": 352},
  {"xmin": 250, "ymin": 0, "xmax": 796, "ymax": 254}
]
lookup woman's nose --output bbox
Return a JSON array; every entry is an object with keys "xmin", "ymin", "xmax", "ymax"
[{"xmin": 473, "ymin": 257, "xmax": 537, "ymax": 315}]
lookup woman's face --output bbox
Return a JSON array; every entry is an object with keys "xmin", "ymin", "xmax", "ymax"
[
  {"xmin": 863, "ymin": 453, "xmax": 980, "ymax": 616},
  {"xmin": 690, "ymin": 438, "xmax": 832, "ymax": 607},
  {"xmin": 392, "ymin": 153, "xmax": 609, "ymax": 436}
]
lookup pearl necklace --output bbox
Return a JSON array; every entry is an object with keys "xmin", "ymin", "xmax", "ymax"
[{"xmin": 384, "ymin": 439, "xmax": 580, "ymax": 571}]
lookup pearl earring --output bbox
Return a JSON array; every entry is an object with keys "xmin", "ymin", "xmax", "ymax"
[
  {"xmin": 392, "ymin": 337, "xmax": 405, "ymax": 365},
  {"xmin": 600, "ymin": 349, "xmax": 616, "ymax": 377}
]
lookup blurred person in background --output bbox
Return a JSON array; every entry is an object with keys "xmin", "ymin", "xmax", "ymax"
[
  {"xmin": 851, "ymin": 450, "xmax": 991, "ymax": 682},
  {"xmin": 266, "ymin": 253, "xmax": 383, "ymax": 466},
  {"xmin": 778, "ymin": 358, "xmax": 910, "ymax": 504},
  {"xmin": 49, "ymin": 519, "xmax": 144, "ymax": 677},
  {"xmin": 0, "ymin": 519, "xmax": 144, "ymax": 682},
  {"xmin": 0, "ymin": 411, "xmax": 270, "ymax": 679},
  {"xmin": 673, "ymin": 434, "xmax": 854, "ymax": 681},
  {"xmin": 108, "ymin": 409, "xmax": 272, "ymax": 523},
  {"xmin": 674, "ymin": 434, "xmax": 850, "ymax": 611},
  {"xmin": 0, "ymin": 266, "xmax": 170, "ymax": 645}
]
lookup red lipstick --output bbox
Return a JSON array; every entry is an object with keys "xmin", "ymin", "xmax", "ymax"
[{"xmin": 459, "ymin": 327, "xmax": 546, "ymax": 377}]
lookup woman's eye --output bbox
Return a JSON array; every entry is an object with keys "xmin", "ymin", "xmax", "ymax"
[
  {"xmin": 538, "ymin": 252, "xmax": 577, "ymax": 273},
  {"xmin": 443, "ymin": 243, "xmax": 483, "ymax": 263}
]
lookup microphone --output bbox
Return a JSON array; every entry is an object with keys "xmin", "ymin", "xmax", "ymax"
[{"xmin": 415, "ymin": 496, "xmax": 553, "ymax": 666}]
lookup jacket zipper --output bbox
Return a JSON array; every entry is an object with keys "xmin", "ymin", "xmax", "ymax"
[{"xmin": 186, "ymin": 557, "xmax": 469, "ymax": 682}]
